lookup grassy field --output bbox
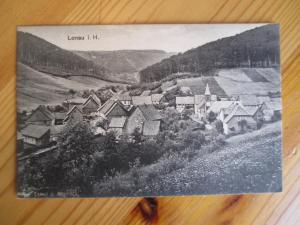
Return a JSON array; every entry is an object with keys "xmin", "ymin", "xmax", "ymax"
[
  {"xmin": 217, "ymin": 69, "xmax": 252, "ymax": 82},
  {"xmin": 256, "ymin": 68, "xmax": 281, "ymax": 84},
  {"xmin": 215, "ymin": 68, "xmax": 280, "ymax": 96},
  {"xmin": 176, "ymin": 77, "xmax": 228, "ymax": 96},
  {"xmin": 215, "ymin": 68, "xmax": 280, "ymax": 95},
  {"xmin": 241, "ymin": 68, "xmax": 269, "ymax": 82}
]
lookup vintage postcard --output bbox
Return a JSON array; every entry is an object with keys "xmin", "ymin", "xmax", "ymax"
[{"xmin": 16, "ymin": 24, "xmax": 282, "ymax": 197}]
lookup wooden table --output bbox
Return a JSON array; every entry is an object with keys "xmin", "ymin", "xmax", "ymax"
[{"xmin": 1, "ymin": 0, "xmax": 300, "ymax": 224}]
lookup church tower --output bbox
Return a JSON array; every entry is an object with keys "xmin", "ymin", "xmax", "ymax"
[
  {"xmin": 205, "ymin": 83, "xmax": 211, "ymax": 99},
  {"xmin": 204, "ymin": 83, "xmax": 212, "ymax": 108}
]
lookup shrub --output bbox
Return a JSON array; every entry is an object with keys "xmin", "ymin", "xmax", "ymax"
[{"xmin": 214, "ymin": 120, "xmax": 224, "ymax": 134}]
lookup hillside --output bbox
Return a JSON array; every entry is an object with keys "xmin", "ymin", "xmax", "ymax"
[
  {"xmin": 17, "ymin": 31, "xmax": 112, "ymax": 81},
  {"xmin": 16, "ymin": 63, "xmax": 124, "ymax": 110},
  {"xmin": 74, "ymin": 50, "xmax": 174, "ymax": 74},
  {"xmin": 214, "ymin": 68, "xmax": 280, "ymax": 96},
  {"xmin": 139, "ymin": 24, "xmax": 280, "ymax": 83},
  {"xmin": 94, "ymin": 122, "xmax": 281, "ymax": 196}
]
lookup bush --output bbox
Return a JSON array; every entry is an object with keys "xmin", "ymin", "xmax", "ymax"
[
  {"xmin": 214, "ymin": 120, "xmax": 224, "ymax": 134},
  {"xmin": 207, "ymin": 111, "xmax": 216, "ymax": 123}
]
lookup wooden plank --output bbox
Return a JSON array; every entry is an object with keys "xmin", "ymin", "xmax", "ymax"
[{"xmin": 0, "ymin": 0, "xmax": 299, "ymax": 224}]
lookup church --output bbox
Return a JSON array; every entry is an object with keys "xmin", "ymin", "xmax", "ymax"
[{"xmin": 176, "ymin": 83, "xmax": 217, "ymax": 119}]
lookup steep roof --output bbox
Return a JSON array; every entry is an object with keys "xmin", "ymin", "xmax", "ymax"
[
  {"xmin": 98, "ymin": 100, "xmax": 115, "ymax": 115},
  {"xmin": 53, "ymin": 112, "xmax": 67, "ymax": 120},
  {"xmin": 27, "ymin": 105, "xmax": 54, "ymax": 122},
  {"xmin": 138, "ymin": 105, "xmax": 162, "ymax": 121},
  {"xmin": 66, "ymin": 105, "xmax": 83, "ymax": 115},
  {"xmin": 208, "ymin": 101, "xmax": 236, "ymax": 113},
  {"xmin": 143, "ymin": 121, "xmax": 160, "ymax": 136},
  {"xmin": 175, "ymin": 96, "xmax": 194, "ymax": 105},
  {"xmin": 224, "ymin": 105, "xmax": 250, "ymax": 123},
  {"xmin": 109, "ymin": 117, "xmax": 127, "ymax": 128},
  {"xmin": 21, "ymin": 125, "xmax": 50, "ymax": 139},
  {"xmin": 82, "ymin": 95, "xmax": 101, "ymax": 108},
  {"xmin": 132, "ymin": 96, "xmax": 152, "ymax": 105},
  {"xmin": 98, "ymin": 99, "xmax": 129, "ymax": 117},
  {"xmin": 244, "ymin": 105, "xmax": 261, "ymax": 116},
  {"xmin": 204, "ymin": 83, "xmax": 211, "ymax": 95},
  {"xmin": 239, "ymin": 95, "xmax": 260, "ymax": 106},
  {"xmin": 90, "ymin": 91, "xmax": 102, "ymax": 105},
  {"xmin": 151, "ymin": 94, "xmax": 164, "ymax": 102}
]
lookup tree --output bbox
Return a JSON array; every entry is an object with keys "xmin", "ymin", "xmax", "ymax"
[
  {"xmin": 207, "ymin": 111, "xmax": 216, "ymax": 123},
  {"xmin": 132, "ymin": 127, "xmax": 142, "ymax": 144},
  {"xmin": 214, "ymin": 120, "xmax": 224, "ymax": 134},
  {"xmin": 56, "ymin": 122, "xmax": 97, "ymax": 195},
  {"xmin": 21, "ymin": 158, "xmax": 45, "ymax": 194},
  {"xmin": 183, "ymin": 129, "xmax": 205, "ymax": 150},
  {"xmin": 68, "ymin": 89, "xmax": 76, "ymax": 97}
]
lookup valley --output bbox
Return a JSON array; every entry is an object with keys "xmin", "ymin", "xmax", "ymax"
[{"xmin": 16, "ymin": 63, "xmax": 126, "ymax": 110}]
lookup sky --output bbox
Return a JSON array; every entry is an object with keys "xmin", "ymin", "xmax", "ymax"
[{"xmin": 18, "ymin": 24, "xmax": 266, "ymax": 53}]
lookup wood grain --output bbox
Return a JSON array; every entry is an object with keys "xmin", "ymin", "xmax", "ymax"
[{"xmin": 1, "ymin": 0, "xmax": 300, "ymax": 224}]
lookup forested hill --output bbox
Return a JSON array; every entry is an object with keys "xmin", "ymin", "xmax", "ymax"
[
  {"xmin": 17, "ymin": 31, "xmax": 111, "ymax": 80},
  {"xmin": 139, "ymin": 24, "xmax": 280, "ymax": 83},
  {"xmin": 74, "ymin": 50, "xmax": 174, "ymax": 74}
]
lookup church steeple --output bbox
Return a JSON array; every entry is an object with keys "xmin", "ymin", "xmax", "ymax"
[{"xmin": 204, "ymin": 83, "xmax": 211, "ymax": 96}]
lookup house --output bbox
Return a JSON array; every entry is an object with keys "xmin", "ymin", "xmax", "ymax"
[
  {"xmin": 126, "ymin": 105, "xmax": 162, "ymax": 135},
  {"xmin": 209, "ymin": 101, "xmax": 237, "ymax": 115},
  {"xmin": 176, "ymin": 95, "xmax": 206, "ymax": 118},
  {"xmin": 81, "ymin": 91, "xmax": 102, "ymax": 115},
  {"xmin": 53, "ymin": 112, "xmax": 66, "ymax": 125},
  {"xmin": 243, "ymin": 105, "xmax": 264, "ymax": 123},
  {"xmin": 132, "ymin": 96, "xmax": 153, "ymax": 105},
  {"xmin": 21, "ymin": 125, "xmax": 50, "ymax": 146},
  {"xmin": 176, "ymin": 96, "xmax": 195, "ymax": 113},
  {"xmin": 143, "ymin": 121, "xmax": 161, "ymax": 136},
  {"xmin": 97, "ymin": 100, "xmax": 129, "ymax": 120},
  {"xmin": 63, "ymin": 105, "xmax": 84, "ymax": 124},
  {"xmin": 261, "ymin": 98, "xmax": 282, "ymax": 121},
  {"xmin": 222, "ymin": 104, "xmax": 257, "ymax": 135},
  {"xmin": 82, "ymin": 95, "xmax": 101, "ymax": 115},
  {"xmin": 151, "ymin": 94, "xmax": 164, "ymax": 105},
  {"xmin": 108, "ymin": 117, "xmax": 127, "ymax": 136},
  {"xmin": 112, "ymin": 94, "xmax": 132, "ymax": 106},
  {"xmin": 26, "ymin": 105, "xmax": 55, "ymax": 126}
]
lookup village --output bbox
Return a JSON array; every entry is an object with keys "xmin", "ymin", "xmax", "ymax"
[{"xmin": 17, "ymin": 81, "xmax": 282, "ymax": 159}]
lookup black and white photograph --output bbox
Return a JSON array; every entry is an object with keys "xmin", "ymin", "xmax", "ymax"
[{"xmin": 16, "ymin": 24, "xmax": 282, "ymax": 198}]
